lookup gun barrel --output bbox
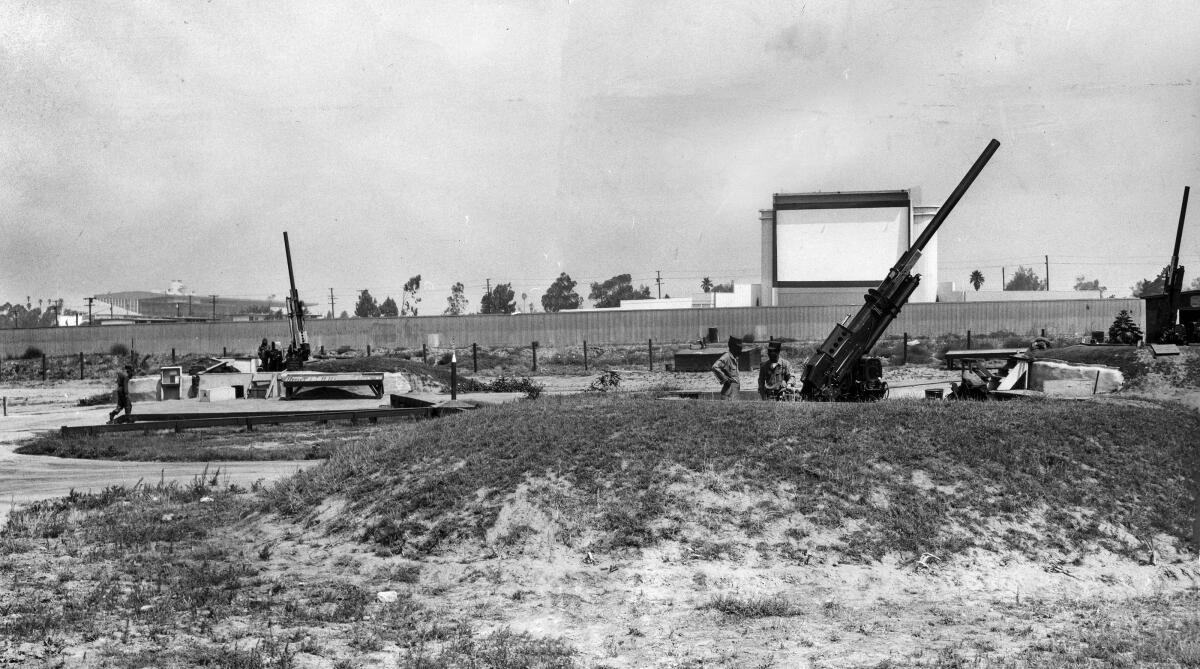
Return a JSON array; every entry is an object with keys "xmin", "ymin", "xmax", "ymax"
[
  {"xmin": 283, "ymin": 231, "xmax": 299, "ymax": 296},
  {"xmin": 911, "ymin": 138, "xmax": 1001, "ymax": 252},
  {"xmin": 1171, "ymin": 186, "xmax": 1190, "ymax": 269}
]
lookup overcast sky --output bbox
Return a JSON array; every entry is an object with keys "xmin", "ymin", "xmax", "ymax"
[{"xmin": 3, "ymin": 0, "xmax": 1198, "ymax": 314}]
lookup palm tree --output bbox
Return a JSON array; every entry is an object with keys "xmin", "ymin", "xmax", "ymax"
[
  {"xmin": 969, "ymin": 270, "xmax": 985, "ymax": 291},
  {"xmin": 700, "ymin": 277, "xmax": 713, "ymax": 293}
]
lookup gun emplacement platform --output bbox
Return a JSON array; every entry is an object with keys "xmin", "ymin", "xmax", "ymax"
[{"xmin": 278, "ymin": 372, "xmax": 386, "ymax": 399}]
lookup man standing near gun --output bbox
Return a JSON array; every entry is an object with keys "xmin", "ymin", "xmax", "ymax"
[
  {"xmin": 758, "ymin": 340, "xmax": 793, "ymax": 400},
  {"xmin": 711, "ymin": 336, "xmax": 743, "ymax": 400}
]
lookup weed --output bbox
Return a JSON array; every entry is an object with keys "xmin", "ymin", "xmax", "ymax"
[
  {"xmin": 704, "ymin": 593, "xmax": 801, "ymax": 618},
  {"xmin": 589, "ymin": 369, "xmax": 622, "ymax": 392}
]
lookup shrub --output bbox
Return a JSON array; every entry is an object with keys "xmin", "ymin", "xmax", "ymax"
[
  {"xmin": 20, "ymin": 346, "xmax": 43, "ymax": 360},
  {"xmin": 109, "ymin": 343, "xmax": 129, "ymax": 356},
  {"xmin": 1109, "ymin": 310, "xmax": 1143, "ymax": 345}
]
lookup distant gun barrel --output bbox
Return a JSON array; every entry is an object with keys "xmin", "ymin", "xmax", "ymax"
[
  {"xmin": 911, "ymin": 138, "xmax": 1001, "ymax": 253},
  {"xmin": 1169, "ymin": 186, "xmax": 1189, "ymax": 282},
  {"xmin": 282, "ymin": 231, "xmax": 311, "ymax": 363}
]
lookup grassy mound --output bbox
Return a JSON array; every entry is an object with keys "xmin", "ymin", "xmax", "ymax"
[{"xmin": 264, "ymin": 394, "xmax": 1199, "ymax": 562}]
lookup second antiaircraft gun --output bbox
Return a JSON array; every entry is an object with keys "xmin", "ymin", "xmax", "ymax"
[{"xmin": 797, "ymin": 139, "xmax": 1001, "ymax": 401}]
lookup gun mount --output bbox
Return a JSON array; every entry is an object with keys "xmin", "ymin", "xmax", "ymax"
[
  {"xmin": 283, "ymin": 231, "xmax": 312, "ymax": 369},
  {"xmin": 798, "ymin": 139, "xmax": 1001, "ymax": 401}
]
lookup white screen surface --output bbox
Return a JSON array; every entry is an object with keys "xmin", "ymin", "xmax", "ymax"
[{"xmin": 775, "ymin": 207, "xmax": 909, "ymax": 282}]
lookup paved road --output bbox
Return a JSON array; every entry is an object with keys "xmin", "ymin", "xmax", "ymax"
[{"xmin": 0, "ymin": 398, "xmax": 310, "ymax": 525}]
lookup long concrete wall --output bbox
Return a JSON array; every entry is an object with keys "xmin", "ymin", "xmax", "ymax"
[{"xmin": 0, "ymin": 299, "xmax": 1143, "ymax": 358}]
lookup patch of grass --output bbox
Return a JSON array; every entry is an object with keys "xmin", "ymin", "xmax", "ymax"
[
  {"xmin": 704, "ymin": 593, "xmax": 802, "ymax": 618},
  {"xmin": 261, "ymin": 394, "xmax": 1200, "ymax": 560},
  {"xmin": 398, "ymin": 627, "xmax": 578, "ymax": 669}
]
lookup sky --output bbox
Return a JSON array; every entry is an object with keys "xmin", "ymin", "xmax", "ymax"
[{"xmin": 2, "ymin": 0, "xmax": 1198, "ymax": 315}]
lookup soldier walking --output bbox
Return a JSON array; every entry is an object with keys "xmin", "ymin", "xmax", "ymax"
[
  {"xmin": 107, "ymin": 364, "xmax": 135, "ymax": 424},
  {"xmin": 711, "ymin": 336, "xmax": 743, "ymax": 400}
]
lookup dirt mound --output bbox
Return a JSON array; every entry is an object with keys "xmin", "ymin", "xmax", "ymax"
[{"xmin": 263, "ymin": 395, "xmax": 1199, "ymax": 564}]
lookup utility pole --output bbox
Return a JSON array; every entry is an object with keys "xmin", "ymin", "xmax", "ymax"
[
  {"xmin": 85, "ymin": 297, "xmax": 95, "ymax": 325},
  {"xmin": 655, "ymin": 270, "xmax": 662, "ymax": 299},
  {"xmin": 1044, "ymin": 255, "xmax": 1050, "ymax": 291},
  {"xmin": 484, "ymin": 279, "xmax": 491, "ymax": 313},
  {"xmin": 329, "ymin": 288, "xmax": 335, "ymax": 318},
  {"xmin": 1001, "ymin": 267, "xmax": 1006, "ymax": 290},
  {"xmin": 210, "ymin": 295, "xmax": 218, "ymax": 321}
]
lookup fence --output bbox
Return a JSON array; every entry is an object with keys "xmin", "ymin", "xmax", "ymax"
[{"xmin": 0, "ymin": 299, "xmax": 1143, "ymax": 359}]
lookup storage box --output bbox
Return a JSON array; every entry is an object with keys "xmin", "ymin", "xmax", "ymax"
[{"xmin": 200, "ymin": 387, "xmax": 237, "ymax": 402}]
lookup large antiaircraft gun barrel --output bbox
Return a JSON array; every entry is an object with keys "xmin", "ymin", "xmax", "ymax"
[
  {"xmin": 283, "ymin": 231, "xmax": 311, "ymax": 365},
  {"xmin": 799, "ymin": 139, "xmax": 1000, "ymax": 401},
  {"xmin": 1155, "ymin": 186, "xmax": 1190, "ymax": 342}
]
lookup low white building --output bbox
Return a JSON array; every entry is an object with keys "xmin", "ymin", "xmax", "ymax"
[{"xmin": 936, "ymin": 282, "xmax": 1106, "ymax": 302}]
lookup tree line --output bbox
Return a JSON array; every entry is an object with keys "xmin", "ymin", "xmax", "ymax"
[
  {"xmin": 965, "ymin": 265, "xmax": 1200, "ymax": 298},
  {"xmin": 347, "ymin": 273, "xmax": 741, "ymax": 317},
  {"xmin": 0, "ymin": 299, "xmax": 65, "ymax": 329}
]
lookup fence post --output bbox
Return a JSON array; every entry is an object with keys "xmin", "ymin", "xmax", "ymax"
[
  {"xmin": 41, "ymin": 354, "xmax": 47, "ymax": 382},
  {"xmin": 79, "ymin": 352, "xmax": 85, "ymax": 380},
  {"xmin": 966, "ymin": 330, "xmax": 972, "ymax": 350},
  {"xmin": 171, "ymin": 348, "xmax": 176, "ymax": 364},
  {"xmin": 902, "ymin": 333, "xmax": 908, "ymax": 365},
  {"xmin": 648, "ymin": 338, "xmax": 653, "ymax": 371},
  {"xmin": 367, "ymin": 344, "xmax": 371, "ymax": 357},
  {"xmin": 451, "ymin": 349, "xmax": 458, "ymax": 401},
  {"xmin": 223, "ymin": 346, "xmax": 227, "ymax": 357},
  {"xmin": 583, "ymin": 340, "xmax": 588, "ymax": 372},
  {"xmin": 531, "ymin": 341, "xmax": 538, "ymax": 373},
  {"xmin": 472, "ymin": 343, "xmax": 478, "ymax": 373},
  {"xmin": 422, "ymin": 343, "xmax": 428, "ymax": 365}
]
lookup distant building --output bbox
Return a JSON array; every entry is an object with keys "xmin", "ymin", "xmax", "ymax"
[
  {"xmin": 95, "ymin": 284, "xmax": 284, "ymax": 322},
  {"xmin": 936, "ymin": 283, "xmax": 1105, "ymax": 302},
  {"xmin": 760, "ymin": 190, "xmax": 939, "ymax": 307}
]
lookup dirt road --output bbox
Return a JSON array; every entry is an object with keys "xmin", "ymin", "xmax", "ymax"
[{"xmin": 0, "ymin": 381, "xmax": 310, "ymax": 524}]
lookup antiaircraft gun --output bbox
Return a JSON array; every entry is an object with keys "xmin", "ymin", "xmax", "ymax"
[
  {"xmin": 1147, "ymin": 186, "xmax": 1190, "ymax": 344},
  {"xmin": 798, "ymin": 139, "xmax": 1001, "ymax": 401},
  {"xmin": 282, "ymin": 231, "xmax": 312, "ymax": 369}
]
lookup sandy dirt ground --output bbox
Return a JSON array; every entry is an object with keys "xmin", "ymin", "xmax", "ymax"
[{"xmin": 3, "ymin": 367, "xmax": 1200, "ymax": 667}]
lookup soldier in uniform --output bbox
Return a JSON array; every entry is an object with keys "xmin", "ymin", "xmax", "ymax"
[
  {"xmin": 107, "ymin": 364, "xmax": 135, "ymax": 424},
  {"xmin": 758, "ymin": 340, "xmax": 793, "ymax": 400},
  {"xmin": 711, "ymin": 336, "xmax": 743, "ymax": 400}
]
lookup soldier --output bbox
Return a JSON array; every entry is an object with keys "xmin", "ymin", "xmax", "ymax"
[
  {"xmin": 257, "ymin": 337, "xmax": 270, "ymax": 370},
  {"xmin": 758, "ymin": 340, "xmax": 793, "ymax": 400},
  {"xmin": 107, "ymin": 364, "xmax": 135, "ymax": 424},
  {"xmin": 711, "ymin": 336, "xmax": 743, "ymax": 400}
]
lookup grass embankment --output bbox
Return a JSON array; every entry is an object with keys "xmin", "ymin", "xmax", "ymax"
[
  {"xmin": 4, "ymin": 395, "xmax": 1199, "ymax": 667},
  {"xmin": 267, "ymin": 395, "xmax": 1199, "ymax": 562}
]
